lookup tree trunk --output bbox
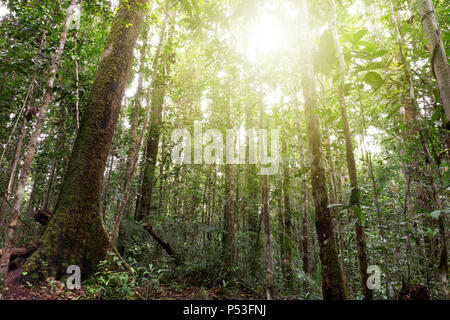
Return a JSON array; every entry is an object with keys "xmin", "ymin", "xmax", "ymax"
[
  {"xmin": 296, "ymin": 111, "xmax": 310, "ymax": 276},
  {"xmin": 73, "ymin": 0, "xmax": 83, "ymax": 130},
  {"xmin": 329, "ymin": 0, "xmax": 372, "ymax": 300},
  {"xmin": 22, "ymin": 0, "xmax": 148, "ymax": 280},
  {"xmin": 298, "ymin": 0, "xmax": 347, "ymax": 300},
  {"xmin": 281, "ymin": 131, "xmax": 293, "ymax": 284},
  {"xmin": 323, "ymin": 119, "xmax": 349, "ymax": 295},
  {"xmin": 110, "ymin": 7, "xmax": 172, "ymax": 249},
  {"xmin": 108, "ymin": 22, "xmax": 150, "ymax": 250},
  {"xmin": 245, "ymin": 104, "xmax": 261, "ymax": 279},
  {"xmin": 259, "ymin": 89, "xmax": 274, "ymax": 300},
  {"xmin": 223, "ymin": 151, "xmax": 235, "ymax": 278},
  {"xmin": 135, "ymin": 4, "xmax": 171, "ymax": 222},
  {"xmin": 416, "ymin": 0, "xmax": 450, "ymax": 122},
  {"xmin": 0, "ymin": 0, "xmax": 80, "ymax": 280}
]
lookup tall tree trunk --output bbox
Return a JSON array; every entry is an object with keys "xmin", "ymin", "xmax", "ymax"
[
  {"xmin": 281, "ymin": 131, "xmax": 293, "ymax": 284},
  {"xmin": 135, "ymin": 4, "xmax": 171, "ymax": 222},
  {"xmin": 108, "ymin": 22, "xmax": 149, "ymax": 249},
  {"xmin": 73, "ymin": 0, "xmax": 83, "ymax": 130},
  {"xmin": 329, "ymin": 0, "xmax": 372, "ymax": 300},
  {"xmin": 223, "ymin": 146, "xmax": 235, "ymax": 278},
  {"xmin": 323, "ymin": 120, "xmax": 349, "ymax": 295},
  {"xmin": 223, "ymin": 91, "xmax": 236, "ymax": 278},
  {"xmin": 0, "ymin": 0, "xmax": 80, "ymax": 279},
  {"xmin": 110, "ymin": 7, "xmax": 171, "ymax": 248},
  {"xmin": 43, "ymin": 161, "xmax": 56, "ymax": 212},
  {"xmin": 0, "ymin": 118, "xmax": 26, "ymax": 229},
  {"xmin": 416, "ymin": 0, "xmax": 450, "ymax": 121},
  {"xmin": 296, "ymin": 111, "xmax": 309, "ymax": 276},
  {"xmin": 22, "ymin": 0, "xmax": 148, "ymax": 280},
  {"xmin": 259, "ymin": 89, "xmax": 274, "ymax": 300},
  {"xmin": 298, "ymin": 0, "xmax": 347, "ymax": 300},
  {"xmin": 245, "ymin": 104, "xmax": 261, "ymax": 279}
]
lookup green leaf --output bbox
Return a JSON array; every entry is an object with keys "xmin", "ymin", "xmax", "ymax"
[
  {"xmin": 353, "ymin": 206, "xmax": 366, "ymax": 226},
  {"xmin": 353, "ymin": 29, "xmax": 368, "ymax": 44},
  {"xmin": 430, "ymin": 210, "xmax": 441, "ymax": 219},
  {"xmin": 358, "ymin": 41, "xmax": 377, "ymax": 53},
  {"xmin": 363, "ymin": 71, "xmax": 384, "ymax": 90},
  {"xmin": 348, "ymin": 186, "xmax": 361, "ymax": 206}
]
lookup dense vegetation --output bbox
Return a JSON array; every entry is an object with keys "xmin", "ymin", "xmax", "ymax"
[{"xmin": 0, "ymin": 0, "xmax": 448, "ymax": 300}]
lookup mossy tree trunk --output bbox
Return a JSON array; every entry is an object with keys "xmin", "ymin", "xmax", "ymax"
[
  {"xmin": 298, "ymin": 0, "xmax": 347, "ymax": 300},
  {"xmin": 22, "ymin": 0, "xmax": 149, "ymax": 280}
]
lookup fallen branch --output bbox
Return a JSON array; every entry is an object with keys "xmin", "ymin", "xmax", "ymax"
[{"xmin": 143, "ymin": 224, "xmax": 180, "ymax": 266}]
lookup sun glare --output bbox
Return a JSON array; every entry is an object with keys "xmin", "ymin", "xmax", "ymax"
[
  {"xmin": 242, "ymin": 3, "xmax": 298, "ymax": 64},
  {"xmin": 0, "ymin": 4, "xmax": 9, "ymax": 18}
]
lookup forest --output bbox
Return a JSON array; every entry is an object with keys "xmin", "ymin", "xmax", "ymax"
[{"xmin": 0, "ymin": 0, "xmax": 448, "ymax": 301}]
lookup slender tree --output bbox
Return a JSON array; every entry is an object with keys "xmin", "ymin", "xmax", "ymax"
[
  {"xmin": 135, "ymin": 2, "xmax": 172, "ymax": 221},
  {"xmin": 298, "ymin": 0, "xmax": 347, "ymax": 300},
  {"xmin": 416, "ymin": 0, "xmax": 450, "ymax": 121},
  {"xmin": 329, "ymin": 0, "xmax": 372, "ymax": 300}
]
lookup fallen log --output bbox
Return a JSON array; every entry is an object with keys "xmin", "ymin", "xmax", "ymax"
[
  {"xmin": 0, "ymin": 248, "xmax": 27, "ymax": 257},
  {"xmin": 143, "ymin": 224, "xmax": 180, "ymax": 266}
]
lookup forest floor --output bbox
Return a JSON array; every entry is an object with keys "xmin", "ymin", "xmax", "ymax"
[
  {"xmin": 1, "ymin": 269, "xmax": 262, "ymax": 300},
  {"xmin": 1, "ymin": 282, "xmax": 261, "ymax": 300},
  {"xmin": 2, "ymin": 280, "xmax": 85, "ymax": 300}
]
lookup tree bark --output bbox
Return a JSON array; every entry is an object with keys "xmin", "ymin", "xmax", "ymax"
[{"xmin": 416, "ymin": 0, "xmax": 450, "ymax": 122}]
